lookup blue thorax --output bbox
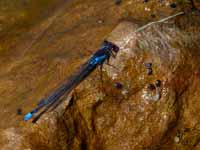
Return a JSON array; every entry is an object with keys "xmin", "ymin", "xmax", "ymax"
[
  {"xmin": 89, "ymin": 45, "xmax": 111, "ymax": 66},
  {"xmin": 24, "ymin": 112, "xmax": 33, "ymax": 121}
]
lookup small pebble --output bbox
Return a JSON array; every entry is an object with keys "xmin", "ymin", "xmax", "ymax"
[
  {"xmin": 147, "ymin": 68, "xmax": 153, "ymax": 75},
  {"xmin": 151, "ymin": 14, "xmax": 156, "ymax": 18},
  {"xmin": 144, "ymin": 0, "xmax": 148, "ymax": 3},
  {"xmin": 98, "ymin": 20, "xmax": 103, "ymax": 24},
  {"xmin": 17, "ymin": 108, "xmax": 22, "ymax": 115},
  {"xmin": 145, "ymin": 7, "xmax": 151, "ymax": 11},
  {"xmin": 170, "ymin": 3, "xmax": 177, "ymax": 8},
  {"xmin": 112, "ymin": 73, "xmax": 118, "ymax": 80},
  {"xmin": 155, "ymin": 80, "xmax": 161, "ymax": 87},
  {"xmin": 147, "ymin": 84, "xmax": 156, "ymax": 90},
  {"xmin": 114, "ymin": 82, "xmax": 123, "ymax": 89},
  {"xmin": 144, "ymin": 63, "xmax": 152, "ymax": 69},
  {"xmin": 122, "ymin": 89, "xmax": 129, "ymax": 95},
  {"xmin": 174, "ymin": 136, "xmax": 180, "ymax": 143},
  {"xmin": 115, "ymin": 0, "xmax": 122, "ymax": 5}
]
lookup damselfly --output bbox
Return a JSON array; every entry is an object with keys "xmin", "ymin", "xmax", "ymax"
[{"xmin": 24, "ymin": 40, "xmax": 119, "ymax": 123}]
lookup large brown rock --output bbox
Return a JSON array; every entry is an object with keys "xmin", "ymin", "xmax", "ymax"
[
  {"xmin": 61, "ymin": 14, "xmax": 200, "ymax": 150},
  {"xmin": 0, "ymin": 1, "xmax": 200, "ymax": 149}
]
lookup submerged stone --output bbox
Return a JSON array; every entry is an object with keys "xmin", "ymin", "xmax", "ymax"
[
  {"xmin": 114, "ymin": 82, "xmax": 123, "ymax": 89},
  {"xmin": 170, "ymin": 3, "xmax": 177, "ymax": 8},
  {"xmin": 144, "ymin": 63, "xmax": 152, "ymax": 69},
  {"xmin": 155, "ymin": 80, "xmax": 161, "ymax": 87}
]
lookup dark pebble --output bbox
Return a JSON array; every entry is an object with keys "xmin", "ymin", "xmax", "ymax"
[
  {"xmin": 17, "ymin": 108, "xmax": 22, "ymax": 115},
  {"xmin": 151, "ymin": 14, "xmax": 156, "ymax": 18},
  {"xmin": 144, "ymin": 63, "xmax": 152, "ymax": 69},
  {"xmin": 147, "ymin": 84, "xmax": 156, "ymax": 90},
  {"xmin": 155, "ymin": 80, "xmax": 161, "ymax": 87},
  {"xmin": 115, "ymin": 0, "xmax": 122, "ymax": 5},
  {"xmin": 114, "ymin": 82, "xmax": 123, "ymax": 89},
  {"xmin": 170, "ymin": 3, "xmax": 177, "ymax": 8},
  {"xmin": 144, "ymin": 0, "xmax": 148, "ymax": 3},
  {"xmin": 147, "ymin": 68, "xmax": 153, "ymax": 75}
]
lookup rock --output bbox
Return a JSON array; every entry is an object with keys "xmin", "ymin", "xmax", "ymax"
[
  {"xmin": 155, "ymin": 80, "xmax": 161, "ymax": 87},
  {"xmin": 170, "ymin": 3, "xmax": 177, "ymax": 8},
  {"xmin": 0, "ymin": 128, "xmax": 29, "ymax": 150},
  {"xmin": 114, "ymin": 82, "xmax": 123, "ymax": 89},
  {"xmin": 144, "ymin": 62, "xmax": 152, "ymax": 69},
  {"xmin": 97, "ymin": 20, "xmax": 104, "ymax": 24},
  {"xmin": 61, "ymin": 15, "xmax": 200, "ymax": 150},
  {"xmin": 174, "ymin": 136, "xmax": 180, "ymax": 143}
]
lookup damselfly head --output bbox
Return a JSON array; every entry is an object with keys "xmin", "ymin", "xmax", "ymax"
[
  {"xmin": 102, "ymin": 40, "xmax": 119, "ymax": 53},
  {"xmin": 112, "ymin": 44, "xmax": 119, "ymax": 53}
]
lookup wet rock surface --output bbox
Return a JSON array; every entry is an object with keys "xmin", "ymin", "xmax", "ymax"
[
  {"xmin": 0, "ymin": 0, "xmax": 200, "ymax": 150},
  {"xmin": 60, "ymin": 15, "xmax": 200, "ymax": 149}
]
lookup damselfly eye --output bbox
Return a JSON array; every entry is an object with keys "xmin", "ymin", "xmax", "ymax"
[
  {"xmin": 112, "ymin": 45, "xmax": 119, "ymax": 53},
  {"xmin": 102, "ymin": 40, "xmax": 119, "ymax": 53}
]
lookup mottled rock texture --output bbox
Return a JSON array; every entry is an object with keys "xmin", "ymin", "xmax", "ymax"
[
  {"xmin": 0, "ymin": 0, "xmax": 200, "ymax": 150},
  {"xmin": 59, "ymin": 16, "xmax": 200, "ymax": 149}
]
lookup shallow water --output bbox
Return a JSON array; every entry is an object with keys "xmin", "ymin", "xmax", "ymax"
[{"xmin": 0, "ymin": 0, "xmax": 124, "ymax": 129}]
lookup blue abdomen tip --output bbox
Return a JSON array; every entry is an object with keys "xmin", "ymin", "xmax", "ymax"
[{"xmin": 24, "ymin": 112, "xmax": 33, "ymax": 121}]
